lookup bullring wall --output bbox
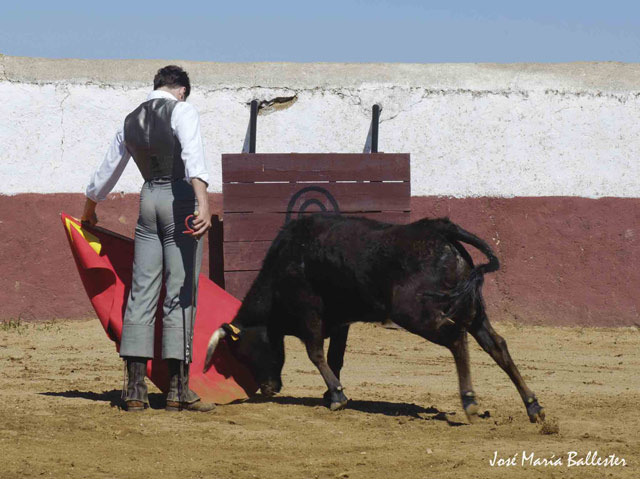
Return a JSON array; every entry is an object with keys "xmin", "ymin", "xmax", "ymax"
[{"xmin": 1, "ymin": 55, "xmax": 638, "ymax": 325}]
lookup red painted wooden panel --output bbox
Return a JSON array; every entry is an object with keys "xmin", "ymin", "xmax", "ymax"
[
  {"xmin": 223, "ymin": 241, "xmax": 272, "ymax": 272},
  {"xmin": 219, "ymin": 153, "xmax": 411, "ymax": 298},
  {"xmin": 223, "ymin": 182, "xmax": 410, "ymax": 213},
  {"xmin": 224, "ymin": 271, "xmax": 260, "ymax": 300},
  {"xmin": 222, "ymin": 153, "xmax": 410, "ymax": 183},
  {"xmin": 223, "ymin": 212, "xmax": 411, "ymax": 242}
]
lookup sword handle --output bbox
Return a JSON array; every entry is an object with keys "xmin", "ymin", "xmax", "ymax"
[{"xmin": 183, "ymin": 212, "xmax": 199, "ymax": 235}]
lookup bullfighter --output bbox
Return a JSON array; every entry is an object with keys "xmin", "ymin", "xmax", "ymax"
[{"xmin": 81, "ymin": 65, "xmax": 215, "ymax": 412}]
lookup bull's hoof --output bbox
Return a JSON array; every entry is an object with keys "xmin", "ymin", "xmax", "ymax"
[
  {"xmin": 464, "ymin": 403, "xmax": 479, "ymax": 423},
  {"xmin": 330, "ymin": 399, "xmax": 348, "ymax": 411},
  {"xmin": 260, "ymin": 384, "xmax": 277, "ymax": 397},
  {"xmin": 323, "ymin": 387, "xmax": 348, "ymax": 411},
  {"xmin": 461, "ymin": 392, "xmax": 479, "ymax": 423},
  {"xmin": 526, "ymin": 397, "xmax": 545, "ymax": 423}
]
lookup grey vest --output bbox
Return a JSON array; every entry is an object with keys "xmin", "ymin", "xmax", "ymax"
[{"xmin": 124, "ymin": 98, "xmax": 185, "ymax": 181}]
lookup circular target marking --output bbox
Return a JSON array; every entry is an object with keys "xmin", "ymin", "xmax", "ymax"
[{"xmin": 285, "ymin": 186, "xmax": 341, "ymax": 224}]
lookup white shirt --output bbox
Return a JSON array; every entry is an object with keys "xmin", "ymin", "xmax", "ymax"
[{"xmin": 86, "ymin": 90, "xmax": 209, "ymax": 202}]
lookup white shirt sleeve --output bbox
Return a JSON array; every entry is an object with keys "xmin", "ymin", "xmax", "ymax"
[
  {"xmin": 85, "ymin": 127, "xmax": 131, "ymax": 202},
  {"xmin": 172, "ymin": 102, "xmax": 209, "ymax": 186}
]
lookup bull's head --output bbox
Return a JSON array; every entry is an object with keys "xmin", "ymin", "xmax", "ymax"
[{"xmin": 203, "ymin": 323, "xmax": 284, "ymax": 397}]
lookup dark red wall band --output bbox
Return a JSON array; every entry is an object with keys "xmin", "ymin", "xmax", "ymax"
[{"xmin": 1, "ymin": 194, "xmax": 637, "ymax": 326}]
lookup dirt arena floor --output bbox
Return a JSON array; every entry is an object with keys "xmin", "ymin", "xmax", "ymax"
[{"xmin": 1, "ymin": 319, "xmax": 638, "ymax": 479}]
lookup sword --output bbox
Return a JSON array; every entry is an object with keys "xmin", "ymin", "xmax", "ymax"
[
  {"xmin": 183, "ymin": 212, "xmax": 200, "ymax": 362},
  {"xmin": 182, "ymin": 212, "xmax": 200, "ymax": 401}
]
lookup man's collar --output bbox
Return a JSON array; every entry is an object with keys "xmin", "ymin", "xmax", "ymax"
[{"xmin": 147, "ymin": 90, "xmax": 178, "ymax": 101}]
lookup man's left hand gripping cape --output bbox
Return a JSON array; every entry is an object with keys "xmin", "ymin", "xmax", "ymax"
[{"xmin": 61, "ymin": 213, "xmax": 257, "ymax": 404}]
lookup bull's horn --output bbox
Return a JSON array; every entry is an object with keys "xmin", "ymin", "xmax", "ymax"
[{"xmin": 203, "ymin": 328, "xmax": 227, "ymax": 373}]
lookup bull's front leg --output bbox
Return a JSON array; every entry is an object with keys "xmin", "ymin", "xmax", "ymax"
[
  {"xmin": 324, "ymin": 325, "xmax": 350, "ymax": 405},
  {"xmin": 305, "ymin": 337, "xmax": 349, "ymax": 411},
  {"xmin": 327, "ymin": 325, "xmax": 350, "ymax": 379}
]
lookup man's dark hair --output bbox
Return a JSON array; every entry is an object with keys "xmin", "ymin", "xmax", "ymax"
[{"xmin": 153, "ymin": 65, "xmax": 191, "ymax": 99}]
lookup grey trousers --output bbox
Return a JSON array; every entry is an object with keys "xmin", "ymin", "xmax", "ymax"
[{"xmin": 120, "ymin": 179, "xmax": 203, "ymax": 361}]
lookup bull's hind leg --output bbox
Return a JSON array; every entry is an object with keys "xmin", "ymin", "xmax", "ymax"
[
  {"xmin": 392, "ymin": 313, "xmax": 480, "ymax": 423},
  {"xmin": 470, "ymin": 313, "xmax": 545, "ymax": 423},
  {"xmin": 448, "ymin": 330, "xmax": 480, "ymax": 422},
  {"xmin": 305, "ymin": 336, "xmax": 349, "ymax": 411}
]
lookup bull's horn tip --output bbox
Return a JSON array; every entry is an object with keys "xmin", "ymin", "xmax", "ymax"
[{"xmin": 203, "ymin": 328, "xmax": 227, "ymax": 373}]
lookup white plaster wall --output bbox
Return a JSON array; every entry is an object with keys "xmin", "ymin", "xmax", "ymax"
[{"xmin": 1, "ymin": 57, "xmax": 639, "ymax": 198}]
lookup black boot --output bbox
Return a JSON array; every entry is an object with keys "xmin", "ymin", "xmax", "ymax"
[
  {"xmin": 166, "ymin": 359, "xmax": 215, "ymax": 412},
  {"xmin": 123, "ymin": 357, "xmax": 149, "ymax": 412}
]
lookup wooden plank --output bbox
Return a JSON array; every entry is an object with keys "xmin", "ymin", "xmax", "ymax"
[
  {"xmin": 224, "ymin": 241, "xmax": 272, "ymax": 272},
  {"xmin": 222, "ymin": 153, "xmax": 410, "ymax": 183},
  {"xmin": 223, "ymin": 214, "xmax": 286, "ymax": 242},
  {"xmin": 223, "ymin": 182, "xmax": 410, "ymax": 214},
  {"xmin": 222, "ymin": 212, "xmax": 411, "ymax": 297},
  {"xmin": 224, "ymin": 271, "xmax": 259, "ymax": 301},
  {"xmin": 220, "ymin": 153, "xmax": 412, "ymax": 300},
  {"xmin": 223, "ymin": 212, "xmax": 411, "ymax": 242}
]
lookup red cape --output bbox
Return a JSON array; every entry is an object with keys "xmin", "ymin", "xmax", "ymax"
[{"xmin": 61, "ymin": 213, "xmax": 257, "ymax": 404}]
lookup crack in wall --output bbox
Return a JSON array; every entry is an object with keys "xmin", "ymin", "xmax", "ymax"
[
  {"xmin": 230, "ymin": 86, "xmax": 640, "ymax": 104},
  {"xmin": 3, "ymin": 73, "xmax": 640, "ymax": 103},
  {"xmin": 379, "ymin": 93, "xmax": 431, "ymax": 124},
  {"xmin": 214, "ymin": 85, "xmax": 536, "ymax": 100},
  {"xmin": 58, "ymin": 86, "xmax": 70, "ymax": 168},
  {"xmin": 334, "ymin": 90, "xmax": 364, "ymax": 106},
  {"xmin": 543, "ymin": 88, "xmax": 639, "ymax": 104},
  {"xmin": 485, "ymin": 204, "xmax": 514, "ymax": 317}
]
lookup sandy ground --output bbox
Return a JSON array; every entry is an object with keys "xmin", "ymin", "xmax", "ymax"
[{"xmin": 0, "ymin": 318, "xmax": 638, "ymax": 479}]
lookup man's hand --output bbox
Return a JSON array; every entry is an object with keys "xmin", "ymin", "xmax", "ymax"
[
  {"xmin": 190, "ymin": 208, "xmax": 212, "ymax": 239},
  {"xmin": 190, "ymin": 178, "xmax": 211, "ymax": 239},
  {"xmin": 81, "ymin": 198, "xmax": 98, "ymax": 226}
]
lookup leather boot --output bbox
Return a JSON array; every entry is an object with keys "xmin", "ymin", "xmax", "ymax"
[
  {"xmin": 166, "ymin": 359, "xmax": 216, "ymax": 412},
  {"xmin": 123, "ymin": 357, "xmax": 149, "ymax": 411}
]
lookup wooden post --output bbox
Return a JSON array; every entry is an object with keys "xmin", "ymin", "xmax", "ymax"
[
  {"xmin": 208, "ymin": 215, "xmax": 225, "ymax": 288},
  {"xmin": 249, "ymin": 100, "xmax": 258, "ymax": 154},
  {"xmin": 372, "ymin": 104, "xmax": 381, "ymax": 153}
]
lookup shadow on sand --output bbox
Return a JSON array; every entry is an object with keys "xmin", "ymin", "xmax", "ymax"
[
  {"xmin": 40, "ymin": 390, "xmax": 489, "ymax": 426},
  {"xmin": 243, "ymin": 395, "xmax": 479, "ymax": 426},
  {"xmin": 39, "ymin": 389, "xmax": 166, "ymax": 410}
]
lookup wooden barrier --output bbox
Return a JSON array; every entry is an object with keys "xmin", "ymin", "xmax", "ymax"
[{"xmin": 217, "ymin": 153, "xmax": 411, "ymax": 299}]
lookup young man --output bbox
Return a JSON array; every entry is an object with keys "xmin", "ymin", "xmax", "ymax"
[{"xmin": 81, "ymin": 65, "xmax": 214, "ymax": 412}]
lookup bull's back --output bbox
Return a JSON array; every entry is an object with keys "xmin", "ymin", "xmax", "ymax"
[
  {"xmin": 264, "ymin": 214, "xmax": 472, "ymax": 305},
  {"xmin": 268, "ymin": 215, "xmax": 464, "ymax": 277}
]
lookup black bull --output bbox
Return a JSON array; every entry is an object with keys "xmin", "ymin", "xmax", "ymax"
[{"xmin": 204, "ymin": 215, "xmax": 545, "ymax": 423}]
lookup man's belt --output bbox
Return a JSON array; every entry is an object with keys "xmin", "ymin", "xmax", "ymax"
[{"xmin": 146, "ymin": 176, "xmax": 184, "ymax": 184}]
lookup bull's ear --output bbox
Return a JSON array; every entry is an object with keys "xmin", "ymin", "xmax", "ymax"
[{"xmin": 222, "ymin": 323, "xmax": 242, "ymax": 341}]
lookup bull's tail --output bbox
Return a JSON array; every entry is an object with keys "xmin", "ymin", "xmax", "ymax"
[
  {"xmin": 420, "ymin": 218, "xmax": 500, "ymax": 315},
  {"xmin": 439, "ymin": 219, "xmax": 500, "ymax": 277}
]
